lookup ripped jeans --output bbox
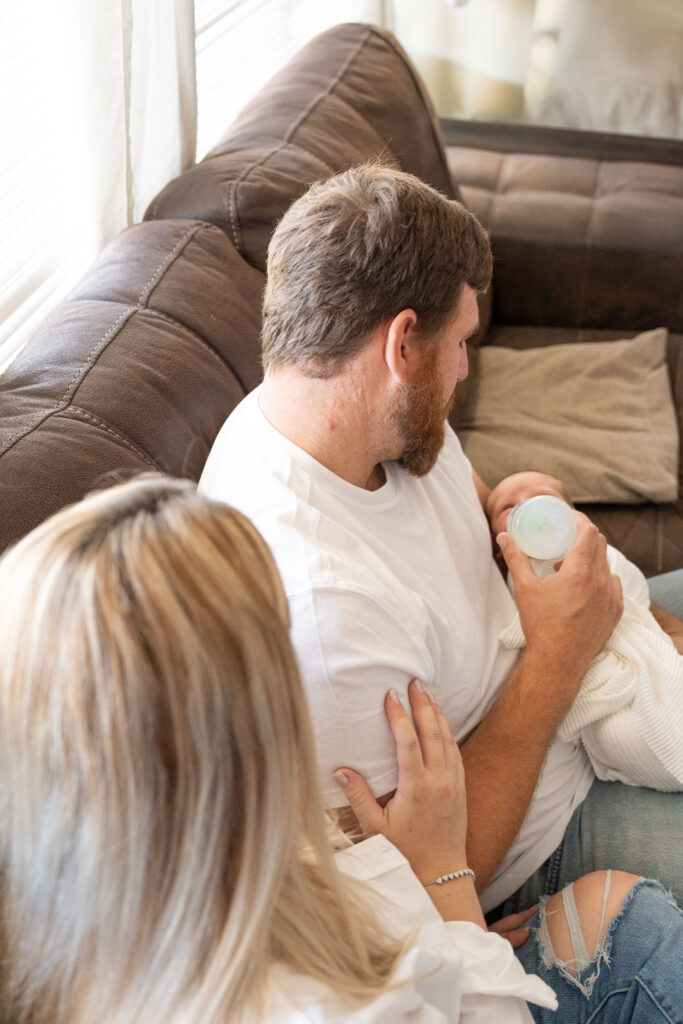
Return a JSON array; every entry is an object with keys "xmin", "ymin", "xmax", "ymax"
[{"xmin": 516, "ymin": 875, "xmax": 683, "ymax": 1023}]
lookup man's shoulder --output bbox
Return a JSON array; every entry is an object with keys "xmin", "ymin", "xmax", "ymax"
[
  {"xmin": 201, "ymin": 389, "xmax": 262, "ymax": 471},
  {"xmin": 199, "ymin": 387, "xmax": 298, "ymax": 506}
]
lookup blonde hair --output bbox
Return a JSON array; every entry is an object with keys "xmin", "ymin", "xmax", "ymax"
[
  {"xmin": 0, "ymin": 476, "xmax": 403, "ymax": 1024},
  {"xmin": 262, "ymin": 162, "xmax": 492, "ymax": 378}
]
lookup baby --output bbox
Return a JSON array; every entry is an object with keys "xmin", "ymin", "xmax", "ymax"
[
  {"xmin": 486, "ymin": 470, "xmax": 572, "ymax": 543},
  {"xmin": 485, "ymin": 470, "xmax": 683, "ymax": 792}
]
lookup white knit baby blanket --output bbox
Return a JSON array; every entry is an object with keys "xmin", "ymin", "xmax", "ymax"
[{"xmin": 499, "ymin": 594, "xmax": 683, "ymax": 792}]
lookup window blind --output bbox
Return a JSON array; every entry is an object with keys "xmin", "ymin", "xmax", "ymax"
[{"xmin": 194, "ymin": 0, "xmax": 383, "ymax": 160}]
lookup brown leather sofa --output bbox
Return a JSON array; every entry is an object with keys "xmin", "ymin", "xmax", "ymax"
[{"xmin": 1, "ymin": 23, "xmax": 681, "ymax": 576}]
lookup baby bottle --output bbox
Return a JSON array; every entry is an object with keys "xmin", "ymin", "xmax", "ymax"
[{"xmin": 508, "ymin": 495, "xmax": 577, "ymax": 578}]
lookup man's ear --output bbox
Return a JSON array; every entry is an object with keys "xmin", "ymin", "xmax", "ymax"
[{"xmin": 384, "ymin": 309, "xmax": 421, "ymax": 384}]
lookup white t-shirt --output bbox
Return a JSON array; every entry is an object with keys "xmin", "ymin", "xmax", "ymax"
[
  {"xmin": 254, "ymin": 835, "xmax": 557, "ymax": 1024},
  {"xmin": 200, "ymin": 387, "xmax": 594, "ymax": 911}
]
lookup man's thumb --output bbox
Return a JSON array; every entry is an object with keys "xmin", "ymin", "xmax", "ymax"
[
  {"xmin": 496, "ymin": 531, "xmax": 534, "ymax": 586},
  {"xmin": 333, "ymin": 769, "xmax": 384, "ymax": 836}
]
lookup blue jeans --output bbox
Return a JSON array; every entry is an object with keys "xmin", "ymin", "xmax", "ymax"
[
  {"xmin": 647, "ymin": 569, "xmax": 683, "ymax": 618},
  {"xmin": 495, "ymin": 779, "xmax": 683, "ymax": 915},
  {"xmin": 516, "ymin": 878, "xmax": 683, "ymax": 1023}
]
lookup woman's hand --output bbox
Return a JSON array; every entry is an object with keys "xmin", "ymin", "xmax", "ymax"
[{"xmin": 333, "ymin": 680, "xmax": 468, "ymax": 883}]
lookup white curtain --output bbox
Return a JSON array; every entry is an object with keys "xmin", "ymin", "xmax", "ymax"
[
  {"xmin": 525, "ymin": 0, "xmax": 683, "ymax": 138},
  {"xmin": 0, "ymin": 0, "xmax": 197, "ymax": 373},
  {"xmin": 388, "ymin": 0, "xmax": 537, "ymax": 122},
  {"xmin": 389, "ymin": 0, "xmax": 683, "ymax": 138}
]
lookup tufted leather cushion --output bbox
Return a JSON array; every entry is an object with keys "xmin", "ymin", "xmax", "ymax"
[
  {"xmin": 447, "ymin": 147, "xmax": 683, "ymax": 333},
  {"xmin": 146, "ymin": 23, "xmax": 459, "ymax": 274},
  {"xmin": 0, "ymin": 221, "xmax": 264, "ymax": 551}
]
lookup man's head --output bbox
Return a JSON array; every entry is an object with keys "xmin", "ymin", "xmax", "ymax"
[
  {"xmin": 262, "ymin": 163, "xmax": 492, "ymax": 380},
  {"xmin": 391, "ymin": 284, "xmax": 478, "ymax": 476},
  {"xmin": 486, "ymin": 470, "xmax": 573, "ymax": 538}
]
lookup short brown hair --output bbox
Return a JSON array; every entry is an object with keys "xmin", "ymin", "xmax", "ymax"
[{"xmin": 262, "ymin": 163, "xmax": 492, "ymax": 378}]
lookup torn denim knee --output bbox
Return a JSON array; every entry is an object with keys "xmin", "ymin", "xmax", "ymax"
[
  {"xmin": 536, "ymin": 869, "xmax": 624, "ymax": 999},
  {"xmin": 535, "ymin": 873, "xmax": 682, "ymax": 1000}
]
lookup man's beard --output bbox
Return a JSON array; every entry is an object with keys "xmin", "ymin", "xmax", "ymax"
[{"xmin": 394, "ymin": 349, "xmax": 454, "ymax": 477}]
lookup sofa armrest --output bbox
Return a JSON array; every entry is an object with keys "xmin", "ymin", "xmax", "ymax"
[{"xmin": 443, "ymin": 120, "xmax": 683, "ymax": 333}]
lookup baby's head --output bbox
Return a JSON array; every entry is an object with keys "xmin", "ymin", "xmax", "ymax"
[{"xmin": 486, "ymin": 470, "xmax": 572, "ymax": 538}]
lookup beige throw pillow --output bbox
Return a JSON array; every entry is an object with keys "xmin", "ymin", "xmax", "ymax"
[{"xmin": 458, "ymin": 328, "xmax": 679, "ymax": 504}]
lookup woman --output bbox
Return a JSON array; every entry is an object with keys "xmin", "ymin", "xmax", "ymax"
[{"xmin": 0, "ymin": 476, "xmax": 680, "ymax": 1023}]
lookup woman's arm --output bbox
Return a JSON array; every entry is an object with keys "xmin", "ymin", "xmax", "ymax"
[{"xmin": 334, "ymin": 680, "xmax": 485, "ymax": 927}]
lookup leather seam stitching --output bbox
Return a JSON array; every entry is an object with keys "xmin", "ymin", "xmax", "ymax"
[
  {"xmin": 0, "ymin": 275, "xmax": 247, "ymax": 459},
  {"xmin": 488, "ymin": 153, "xmax": 505, "ymax": 228},
  {"xmin": 141, "ymin": 307, "xmax": 249, "ymax": 393},
  {"xmin": 576, "ymin": 160, "xmax": 600, "ymax": 327},
  {"xmin": 0, "ymin": 307, "xmax": 135, "ymax": 454},
  {"xmin": 138, "ymin": 223, "xmax": 205, "ymax": 305},
  {"xmin": 225, "ymin": 27, "xmax": 372, "ymax": 254},
  {"xmin": 281, "ymin": 138, "xmax": 336, "ymax": 176},
  {"xmin": 66, "ymin": 407, "xmax": 160, "ymax": 468}
]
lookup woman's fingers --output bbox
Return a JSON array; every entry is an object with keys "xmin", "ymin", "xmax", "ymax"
[
  {"xmin": 332, "ymin": 767, "xmax": 385, "ymax": 837},
  {"xmin": 407, "ymin": 679, "xmax": 447, "ymax": 771},
  {"xmin": 427, "ymin": 689, "xmax": 463, "ymax": 779},
  {"xmin": 384, "ymin": 687, "xmax": 425, "ymax": 779}
]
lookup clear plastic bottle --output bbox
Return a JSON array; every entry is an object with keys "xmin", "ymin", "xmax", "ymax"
[{"xmin": 508, "ymin": 495, "xmax": 577, "ymax": 578}]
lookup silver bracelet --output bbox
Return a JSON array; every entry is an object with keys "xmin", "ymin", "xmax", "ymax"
[{"xmin": 424, "ymin": 867, "xmax": 476, "ymax": 887}]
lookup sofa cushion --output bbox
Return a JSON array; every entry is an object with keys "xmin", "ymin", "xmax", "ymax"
[
  {"xmin": 146, "ymin": 24, "xmax": 458, "ymax": 275},
  {"xmin": 0, "ymin": 220, "xmax": 264, "ymax": 552},
  {"xmin": 458, "ymin": 328, "xmax": 679, "ymax": 504},
  {"xmin": 446, "ymin": 145, "xmax": 683, "ymax": 334}
]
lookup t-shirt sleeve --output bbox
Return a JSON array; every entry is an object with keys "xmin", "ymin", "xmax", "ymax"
[{"xmin": 289, "ymin": 585, "xmax": 438, "ymax": 807}]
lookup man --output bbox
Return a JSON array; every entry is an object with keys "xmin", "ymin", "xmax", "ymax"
[{"xmin": 199, "ymin": 163, "xmax": 682, "ymax": 914}]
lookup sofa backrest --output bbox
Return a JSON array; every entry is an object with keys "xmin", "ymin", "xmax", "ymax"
[
  {"xmin": 146, "ymin": 23, "xmax": 457, "ymax": 273},
  {"xmin": 0, "ymin": 23, "xmax": 456, "ymax": 553}
]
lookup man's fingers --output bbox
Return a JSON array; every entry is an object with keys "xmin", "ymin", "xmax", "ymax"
[
  {"xmin": 333, "ymin": 768, "xmax": 385, "ymax": 837},
  {"xmin": 499, "ymin": 928, "xmax": 531, "ymax": 949},
  {"xmin": 496, "ymin": 532, "xmax": 536, "ymax": 588},
  {"xmin": 489, "ymin": 905, "xmax": 539, "ymax": 933},
  {"xmin": 489, "ymin": 905, "xmax": 538, "ymax": 948},
  {"xmin": 559, "ymin": 513, "xmax": 603, "ymax": 572}
]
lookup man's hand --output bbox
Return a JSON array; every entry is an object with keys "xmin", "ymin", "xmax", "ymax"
[
  {"xmin": 461, "ymin": 516, "xmax": 623, "ymax": 890},
  {"xmin": 498, "ymin": 513, "xmax": 623, "ymax": 691},
  {"xmin": 488, "ymin": 905, "xmax": 538, "ymax": 948}
]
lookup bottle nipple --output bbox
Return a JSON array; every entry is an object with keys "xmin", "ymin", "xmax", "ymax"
[{"xmin": 508, "ymin": 495, "xmax": 577, "ymax": 577}]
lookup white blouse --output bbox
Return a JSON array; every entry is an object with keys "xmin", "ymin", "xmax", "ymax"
[{"xmin": 257, "ymin": 836, "xmax": 558, "ymax": 1023}]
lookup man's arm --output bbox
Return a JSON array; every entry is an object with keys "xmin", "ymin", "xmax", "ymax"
[
  {"xmin": 459, "ymin": 516, "xmax": 623, "ymax": 891},
  {"xmin": 650, "ymin": 601, "xmax": 683, "ymax": 654},
  {"xmin": 336, "ymin": 517, "xmax": 623, "ymax": 893}
]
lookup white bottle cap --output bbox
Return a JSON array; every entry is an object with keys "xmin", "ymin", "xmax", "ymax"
[{"xmin": 508, "ymin": 495, "xmax": 577, "ymax": 561}]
